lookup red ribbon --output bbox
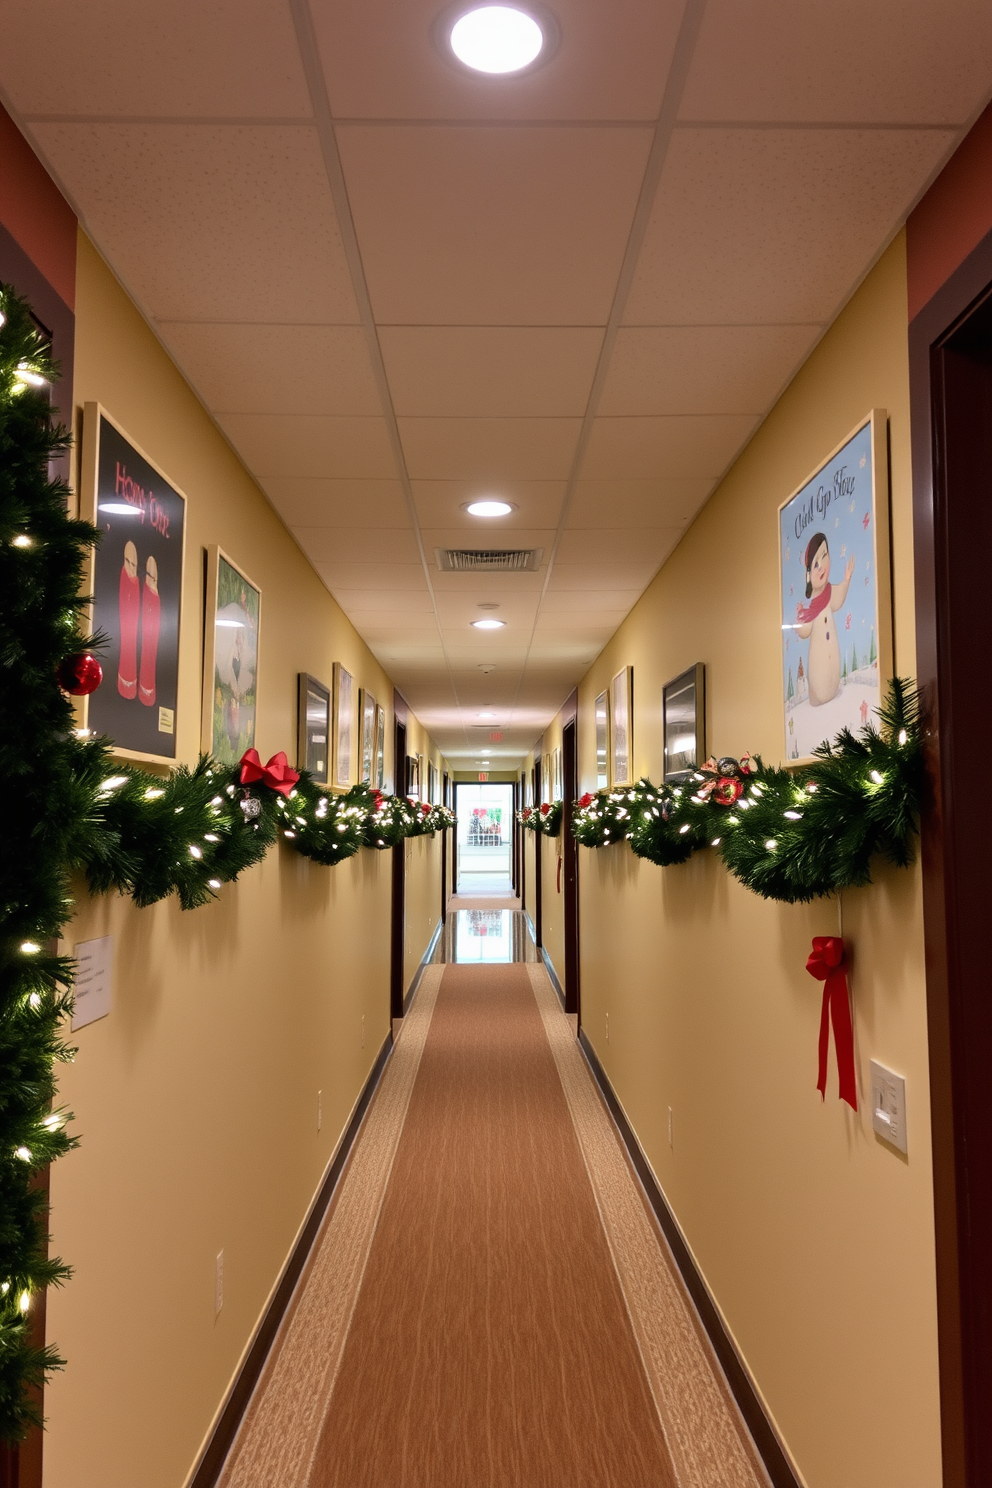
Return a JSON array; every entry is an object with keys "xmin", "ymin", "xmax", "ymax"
[
  {"xmin": 239, "ymin": 749, "xmax": 300, "ymax": 798},
  {"xmin": 806, "ymin": 936, "xmax": 858, "ymax": 1110}
]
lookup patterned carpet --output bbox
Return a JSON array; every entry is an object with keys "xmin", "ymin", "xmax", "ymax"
[{"xmin": 218, "ymin": 961, "xmax": 770, "ymax": 1488}]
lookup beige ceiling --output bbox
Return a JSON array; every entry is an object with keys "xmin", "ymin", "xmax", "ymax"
[{"xmin": 2, "ymin": 0, "xmax": 990, "ymax": 767}]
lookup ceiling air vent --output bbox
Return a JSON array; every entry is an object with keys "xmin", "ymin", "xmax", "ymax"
[{"xmin": 435, "ymin": 547, "xmax": 543, "ymax": 572}]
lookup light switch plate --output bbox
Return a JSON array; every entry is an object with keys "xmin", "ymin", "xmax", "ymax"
[{"xmin": 870, "ymin": 1061, "xmax": 907, "ymax": 1153}]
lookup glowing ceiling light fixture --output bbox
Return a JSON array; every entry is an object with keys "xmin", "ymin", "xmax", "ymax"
[
  {"xmin": 471, "ymin": 618, "xmax": 505, "ymax": 629},
  {"xmin": 466, "ymin": 499, "xmax": 513, "ymax": 517},
  {"xmin": 448, "ymin": 5, "xmax": 545, "ymax": 74}
]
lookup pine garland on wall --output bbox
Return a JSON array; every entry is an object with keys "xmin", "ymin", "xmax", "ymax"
[
  {"xmin": 571, "ymin": 679, "xmax": 924, "ymax": 904},
  {"xmin": 0, "ymin": 285, "xmax": 454, "ymax": 1439}
]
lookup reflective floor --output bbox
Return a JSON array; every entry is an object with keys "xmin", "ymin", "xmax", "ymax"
[{"xmin": 432, "ymin": 909, "xmax": 538, "ymax": 965}]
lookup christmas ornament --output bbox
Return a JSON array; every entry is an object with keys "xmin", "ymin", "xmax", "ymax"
[
  {"xmin": 806, "ymin": 936, "xmax": 857, "ymax": 1109},
  {"xmin": 711, "ymin": 776, "xmax": 743, "ymax": 807},
  {"xmin": 239, "ymin": 792, "xmax": 262, "ymax": 820},
  {"xmin": 57, "ymin": 651, "xmax": 103, "ymax": 696}
]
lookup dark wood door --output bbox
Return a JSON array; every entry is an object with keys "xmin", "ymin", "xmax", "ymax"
[
  {"xmin": 562, "ymin": 719, "xmax": 580, "ymax": 1021},
  {"xmin": 912, "ymin": 262, "xmax": 992, "ymax": 1487}
]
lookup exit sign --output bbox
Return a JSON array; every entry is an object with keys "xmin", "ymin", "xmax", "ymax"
[
  {"xmin": 490, "ymin": 731, "xmax": 503, "ymax": 741},
  {"xmin": 478, "ymin": 771, "xmax": 489, "ymax": 781}
]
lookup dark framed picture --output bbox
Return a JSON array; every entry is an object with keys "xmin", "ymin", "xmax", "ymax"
[
  {"xmin": 298, "ymin": 674, "xmax": 330, "ymax": 784},
  {"xmin": 202, "ymin": 547, "xmax": 261, "ymax": 765},
  {"xmin": 663, "ymin": 664, "xmax": 705, "ymax": 783},
  {"xmin": 360, "ymin": 688, "xmax": 377, "ymax": 783},
  {"xmin": 80, "ymin": 403, "xmax": 187, "ymax": 763},
  {"xmin": 406, "ymin": 754, "xmax": 421, "ymax": 798}
]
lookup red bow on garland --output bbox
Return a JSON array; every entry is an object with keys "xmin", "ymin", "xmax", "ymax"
[
  {"xmin": 239, "ymin": 749, "xmax": 300, "ymax": 798},
  {"xmin": 806, "ymin": 936, "xmax": 858, "ymax": 1110}
]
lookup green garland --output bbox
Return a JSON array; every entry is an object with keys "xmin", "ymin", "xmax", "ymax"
[
  {"xmin": 571, "ymin": 679, "xmax": 923, "ymax": 903},
  {"xmin": 518, "ymin": 801, "xmax": 562, "ymax": 837},
  {"xmin": 0, "ymin": 284, "xmax": 455, "ymax": 1439}
]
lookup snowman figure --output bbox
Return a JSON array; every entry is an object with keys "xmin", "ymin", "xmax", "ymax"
[{"xmin": 796, "ymin": 532, "xmax": 855, "ymax": 706}]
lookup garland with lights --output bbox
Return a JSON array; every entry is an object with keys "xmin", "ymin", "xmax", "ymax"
[
  {"xmin": 518, "ymin": 801, "xmax": 562, "ymax": 837},
  {"xmin": 571, "ymin": 678, "xmax": 923, "ymax": 903},
  {"xmin": 0, "ymin": 284, "xmax": 455, "ymax": 1439}
]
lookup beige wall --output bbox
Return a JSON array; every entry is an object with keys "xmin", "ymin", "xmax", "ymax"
[
  {"xmin": 47, "ymin": 234, "xmax": 443, "ymax": 1488},
  {"xmin": 568, "ymin": 234, "xmax": 939, "ymax": 1488}
]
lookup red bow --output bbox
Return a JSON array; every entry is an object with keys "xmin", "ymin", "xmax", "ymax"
[
  {"xmin": 578, "ymin": 792, "xmax": 594, "ymax": 808},
  {"xmin": 806, "ymin": 936, "xmax": 858, "ymax": 1110},
  {"xmin": 239, "ymin": 749, "xmax": 300, "ymax": 797}
]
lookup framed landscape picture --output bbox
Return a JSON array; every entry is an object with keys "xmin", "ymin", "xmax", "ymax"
[
  {"xmin": 779, "ymin": 410, "xmax": 891, "ymax": 764},
  {"xmin": 360, "ymin": 689, "xmax": 377, "ymax": 783},
  {"xmin": 202, "ymin": 547, "xmax": 261, "ymax": 764},
  {"xmin": 375, "ymin": 704, "xmax": 386, "ymax": 788},
  {"xmin": 80, "ymin": 404, "xmax": 187, "ymax": 764},
  {"xmin": 610, "ymin": 666, "xmax": 633, "ymax": 786},
  {"xmin": 298, "ymin": 674, "xmax": 330, "ymax": 784},
  {"xmin": 663, "ymin": 664, "xmax": 705, "ymax": 783},
  {"xmin": 333, "ymin": 663, "xmax": 354, "ymax": 788}
]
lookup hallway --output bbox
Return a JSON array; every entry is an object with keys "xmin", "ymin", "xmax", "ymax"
[{"xmin": 219, "ymin": 910, "xmax": 766, "ymax": 1488}]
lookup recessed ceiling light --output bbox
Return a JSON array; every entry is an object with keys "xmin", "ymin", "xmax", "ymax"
[
  {"xmin": 466, "ymin": 499, "xmax": 513, "ymax": 517},
  {"xmin": 448, "ymin": 5, "xmax": 545, "ymax": 74},
  {"xmin": 478, "ymin": 712, "xmax": 496, "ymax": 718},
  {"xmin": 471, "ymin": 618, "xmax": 505, "ymax": 629}
]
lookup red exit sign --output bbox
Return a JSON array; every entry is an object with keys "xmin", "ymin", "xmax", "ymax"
[
  {"xmin": 490, "ymin": 731, "xmax": 503, "ymax": 741},
  {"xmin": 478, "ymin": 771, "xmax": 489, "ymax": 781}
]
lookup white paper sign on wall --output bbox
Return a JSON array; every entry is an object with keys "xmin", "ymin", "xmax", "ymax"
[{"xmin": 72, "ymin": 936, "xmax": 113, "ymax": 1030}]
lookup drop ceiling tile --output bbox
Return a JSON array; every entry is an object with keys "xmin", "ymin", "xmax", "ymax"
[
  {"xmin": 580, "ymin": 415, "xmax": 757, "ymax": 480},
  {"xmin": 216, "ymin": 415, "xmax": 396, "ymax": 480},
  {"xmin": 679, "ymin": 0, "xmax": 992, "ymax": 125},
  {"xmin": 378, "ymin": 327, "xmax": 603, "ymax": 417},
  {"xmin": 556, "ymin": 527, "xmax": 679, "ymax": 565},
  {"xmin": 334, "ymin": 590, "xmax": 433, "ymax": 613},
  {"xmin": 337, "ymin": 125, "xmax": 652, "ymax": 324},
  {"xmin": 411, "ymin": 480, "xmax": 567, "ymax": 529},
  {"xmin": 262, "ymin": 479, "xmax": 410, "ymax": 528},
  {"xmin": 399, "ymin": 417, "xmax": 581, "ymax": 481},
  {"xmin": 599, "ymin": 325, "xmax": 822, "ymax": 416},
  {"xmin": 539, "ymin": 590, "xmax": 644, "ymax": 613},
  {"xmin": 316, "ymin": 563, "xmax": 427, "ymax": 592},
  {"xmin": 291, "ymin": 528, "xmax": 421, "ymax": 564},
  {"xmin": 314, "ymin": 0, "xmax": 684, "ymax": 121},
  {"xmin": 157, "ymin": 324, "xmax": 381, "ymax": 417},
  {"xmin": 30, "ymin": 124, "xmax": 359, "ymax": 323},
  {"xmin": 569, "ymin": 478, "xmax": 713, "ymax": 526},
  {"xmin": 624, "ymin": 127, "xmax": 956, "ymax": 325},
  {"xmin": 549, "ymin": 562, "xmax": 660, "ymax": 591},
  {"xmin": 430, "ymin": 570, "xmax": 546, "ymax": 594},
  {"xmin": 3, "ymin": 0, "xmax": 311, "ymax": 118}
]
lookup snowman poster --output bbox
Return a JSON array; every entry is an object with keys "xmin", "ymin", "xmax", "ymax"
[{"xmin": 778, "ymin": 410, "xmax": 891, "ymax": 764}]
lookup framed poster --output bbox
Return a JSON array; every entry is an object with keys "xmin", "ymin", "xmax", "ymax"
[
  {"xmin": 360, "ymin": 688, "xmax": 377, "ymax": 783},
  {"xmin": 406, "ymin": 754, "xmax": 421, "ymax": 798},
  {"xmin": 779, "ymin": 410, "xmax": 891, "ymax": 764},
  {"xmin": 595, "ymin": 690, "xmax": 610, "ymax": 788},
  {"xmin": 202, "ymin": 547, "xmax": 260, "ymax": 764},
  {"xmin": 428, "ymin": 760, "xmax": 438, "ymax": 804},
  {"xmin": 552, "ymin": 746, "xmax": 562, "ymax": 801},
  {"xmin": 375, "ymin": 704, "xmax": 386, "ymax": 788},
  {"xmin": 298, "ymin": 674, "xmax": 330, "ymax": 784},
  {"xmin": 663, "ymin": 664, "xmax": 705, "ymax": 783},
  {"xmin": 610, "ymin": 666, "xmax": 633, "ymax": 786},
  {"xmin": 80, "ymin": 404, "xmax": 187, "ymax": 763},
  {"xmin": 333, "ymin": 663, "xmax": 354, "ymax": 788}
]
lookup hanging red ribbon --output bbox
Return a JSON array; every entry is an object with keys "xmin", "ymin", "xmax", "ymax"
[
  {"xmin": 806, "ymin": 936, "xmax": 857, "ymax": 1110},
  {"xmin": 239, "ymin": 749, "xmax": 300, "ymax": 798}
]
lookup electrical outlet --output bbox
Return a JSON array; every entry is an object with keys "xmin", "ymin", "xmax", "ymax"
[
  {"xmin": 606, "ymin": 1012, "xmax": 610, "ymax": 1043},
  {"xmin": 668, "ymin": 1107, "xmax": 674, "ymax": 1149},
  {"xmin": 317, "ymin": 1089, "xmax": 322, "ymax": 1131},
  {"xmin": 215, "ymin": 1250, "xmax": 224, "ymax": 1316}
]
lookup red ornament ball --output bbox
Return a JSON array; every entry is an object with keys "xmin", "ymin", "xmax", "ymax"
[
  {"xmin": 712, "ymin": 776, "xmax": 744, "ymax": 807},
  {"xmin": 57, "ymin": 652, "xmax": 103, "ymax": 696}
]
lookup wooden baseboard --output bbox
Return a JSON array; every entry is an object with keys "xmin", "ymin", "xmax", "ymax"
[
  {"xmin": 540, "ymin": 946, "xmax": 565, "ymax": 1009},
  {"xmin": 188, "ymin": 1030, "xmax": 394, "ymax": 1487},
  {"xmin": 577, "ymin": 1029, "xmax": 802, "ymax": 1488},
  {"xmin": 404, "ymin": 919, "xmax": 444, "ymax": 1012}
]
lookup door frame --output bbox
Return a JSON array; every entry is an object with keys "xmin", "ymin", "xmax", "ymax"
[
  {"xmin": 561, "ymin": 701, "xmax": 580, "ymax": 1021},
  {"xmin": 390, "ymin": 697, "xmax": 407, "ymax": 1021},
  {"xmin": 909, "ymin": 219, "xmax": 992, "ymax": 1488}
]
